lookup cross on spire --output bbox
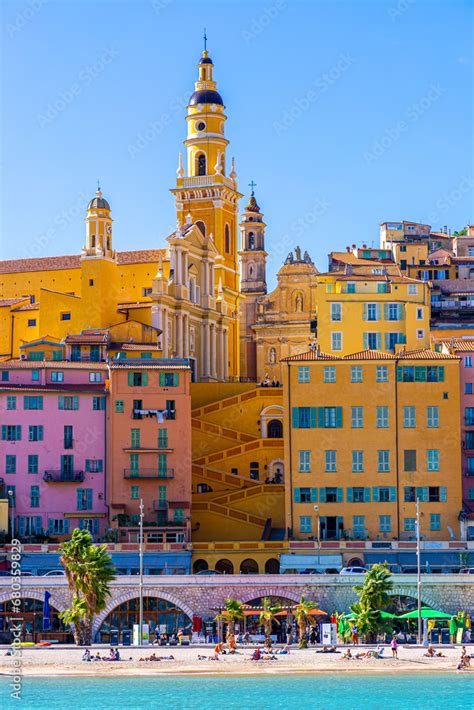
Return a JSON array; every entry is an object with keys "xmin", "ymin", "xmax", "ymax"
[
  {"xmin": 248, "ymin": 180, "xmax": 257, "ymax": 195},
  {"xmin": 203, "ymin": 28, "xmax": 207, "ymax": 51}
]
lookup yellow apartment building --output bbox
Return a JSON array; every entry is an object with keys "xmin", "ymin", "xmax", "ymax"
[{"xmin": 282, "ymin": 348, "xmax": 463, "ymax": 542}]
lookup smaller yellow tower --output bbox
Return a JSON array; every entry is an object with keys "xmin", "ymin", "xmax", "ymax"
[{"xmin": 83, "ymin": 185, "xmax": 115, "ymax": 260}]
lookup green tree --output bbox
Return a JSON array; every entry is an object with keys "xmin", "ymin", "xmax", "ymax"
[
  {"xmin": 351, "ymin": 563, "xmax": 393, "ymax": 642},
  {"xmin": 216, "ymin": 598, "xmax": 244, "ymax": 650},
  {"xmin": 59, "ymin": 529, "xmax": 115, "ymax": 645},
  {"xmin": 293, "ymin": 595, "xmax": 318, "ymax": 648},
  {"xmin": 258, "ymin": 597, "xmax": 282, "ymax": 647}
]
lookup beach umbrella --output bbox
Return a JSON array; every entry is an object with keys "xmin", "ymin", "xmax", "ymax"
[
  {"xmin": 398, "ymin": 608, "xmax": 451, "ymax": 620},
  {"xmin": 379, "ymin": 611, "xmax": 397, "ymax": 619},
  {"xmin": 43, "ymin": 591, "xmax": 51, "ymax": 631}
]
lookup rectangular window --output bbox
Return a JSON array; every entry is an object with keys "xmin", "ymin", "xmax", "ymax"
[
  {"xmin": 376, "ymin": 406, "xmax": 389, "ymax": 428},
  {"xmin": 51, "ymin": 371, "xmax": 64, "ymax": 382},
  {"xmin": 130, "ymin": 485, "xmax": 140, "ymax": 500},
  {"xmin": 320, "ymin": 487, "xmax": 342, "ymax": 503},
  {"xmin": 6, "ymin": 455, "xmax": 16, "ymax": 473},
  {"xmin": 466, "ymin": 383, "xmax": 473, "ymax": 395},
  {"xmin": 404, "ymin": 486, "xmax": 416, "ymax": 502},
  {"xmin": 404, "ymin": 450, "xmax": 417, "ymax": 471},
  {"xmin": 30, "ymin": 485, "xmax": 40, "ymax": 508},
  {"xmin": 58, "ymin": 396, "xmax": 79, "ymax": 410},
  {"xmin": 92, "ymin": 396, "xmax": 106, "ymax": 411},
  {"xmin": 365, "ymin": 332, "xmax": 381, "ymax": 350},
  {"xmin": 330, "ymin": 303, "xmax": 342, "ymax": 321},
  {"xmin": 159, "ymin": 372, "xmax": 179, "ymax": 387},
  {"xmin": 353, "ymin": 515, "xmax": 365, "ymax": 538},
  {"xmin": 466, "ymin": 432, "xmax": 474, "ymax": 449},
  {"xmin": 397, "ymin": 366, "xmax": 444, "ymax": 382},
  {"xmin": 52, "ymin": 350, "xmax": 63, "ymax": 360},
  {"xmin": 351, "ymin": 366, "xmax": 363, "ymax": 383},
  {"xmin": 27, "ymin": 319, "xmax": 36, "ymax": 327},
  {"xmin": 89, "ymin": 372, "xmax": 102, "ymax": 383},
  {"xmin": 1, "ymin": 371, "xmax": 9, "ymax": 382},
  {"xmin": 427, "ymin": 406, "xmax": 439, "ymax": 428},
  {"xmin": 60, "ymin": 312, "xmax": 71, "ymax": 321},
  {"xmin": 24, "ymin": 396, "xmax": 43, "ymax": 410},
  {"xmin": 85, "ymin": 459, "xmax": 103, "ymax": 473},
  {"xmin": 379, "ymin": 515, "xmax": 391, "ymax": 533},
  {"xmin": 166, "ymin": 400, "xmax": 176, "ymax": 420},
  {"xmin": 31, "ymin": 369, "xmax": 40, "ymax": 380},
  {"xmin": 351, "ymin": 406, "xmax": 363, "ymax": 428},
  {"xmin": 347, "ymin": 282, "xmax": 356, "ymax": 293},
  {"xmin": 173, "ymin": 508, "xmax": 185, "ymax": 524},
  {"xmin": 331, "ymin": 332, "xmax": 342, "ymax": 351},
  {"xmin": 292, "ymin": 407, "xmax": 316, "ymax": 429},
  {"xmin": 367, "ymin": 303, "xmax": 378, "ymax": 321},
  {"xmin": 297, "ymin": 366, "xmax": 310, "ymax": 384},
  {"xmin": 77, "ymin": 488, "xmax": 93, "ymax": 511},
  {"xmin": 377, "ymin": 450, "xmax": 390, "ymax": 472},
  {"xmin": 299, "ymin": 450, "xmax": 311, "ymax": 472},
  {"xmin": 158, "ymin": 453, "xmax": 168, "ymax": 475},
  {"xmin": 387, "ymin": 303, "xmax": 400, "ymax": 321},
  {"xmin": 7, "ymin": 396, "xmax": 16, "ymax": 410},
  {"xmin": 295, "ymin": 487, "xmax": 317, "ymax": 503},
  {"xmin": 300, "ymin": 516, "xmax": 312, "ymax": 533},
  {"xmin": 325, "ymin": 450, "xmax": 337, "ymax": 472},
  {"xmin": 403, "ymin": 406, "xmax": 416, "ymax": 428},
  {"xmin": 48, "ymin": 518, "xmax": 69, "ymax": 535},
  {"xmin": 130, "ymin": 453, "xmax": 139, "ymax": 474},
  {"xmin": 128, "ymin": 371, "xmax": 148, "ymax": 387},
  {"xmin": 430, "ymin": 513, "xmax": 441, "ymax": 531},
  {"xmin": 416, "ymin": 308, "xmax": 423, "ymax": 320},
  {"xmin": 131, "ymin": 428, "xmax": 141, "ymax": 448},
  {"xmin": 352, "ymin": 450, "xmax": 364, "ymax": 472},
  {"xmin": 377, "ymin": 282, "xmax": 388, "ymax": 293},
  {"xmin": 427, "ymin": 449, "xmax": 439, "ymax": 471},
  {"xmin": 465, "ymin": 356, "xmax": 472, "ymax": 368},
  {"xmin": 466, "ymin": 407, "xmax": 474, "ymax": 426},
  {"xmin": 158, "ymin": 429, "xmax": 168, "ymax": 448},
  {"xmin": 416, "ymin": 329, "xmax": 425, "ymax": 340},
  {"xmin": 351, "ymin": 487, "xmax": 366, "ymax": 503},
  {"xmin": 404, "ymin": 517, "xmax": 416, "ymax": 531},
  {"xmin": 324, "ymin": 366, "xmax": 336, "ymax": 383},
  {"xmin": 29, "ymin": 352, "xmax": 43, "ymax": 361},
  {"xmin": 1, "ymin": 425, "xmax": 22, "ymax": 441},
  {"xmin": 115, "ymin": 400, "xmax": 124, "ymax": 413},
  {"xmin": 408, "ymin": 284, "xmax": 418, "ymax": 295},
  {"xmin": 28, "ymin": 454, "xmax": 39, "ymax": 474},
  {"xmin": 28, "ymin": 425, "xmax": 44, "ymax": 442}
]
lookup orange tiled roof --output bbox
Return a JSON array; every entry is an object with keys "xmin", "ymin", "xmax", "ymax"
[
  {"xmin": 0, "ymin": 298, "xmax": 29, "ymax": 308},
  {"xmin": 119, "ymin": 343, "xmax": 160, "ymax": 351},
  {"xmin": 0, "ymin": 249, "xmax": 167, "ymax": 275},
  {"xmin": 283, "ymin": 348, "xmax": 458, "ymax": 362},
  {"xmin": 11, "ymin": 302, "xmax": 40, "ymax": 311},
  {"xmin": 117, "ymin": 302, "xmax": 152, "ymax": 310},
  {"xmin": 64, "ymin": 333, "xmax": 108, "ymax": 344},
  {"xmin": 435, "ymin": 339, "xmax": 474, "ymax": 352},
  {"xmin": 0, "ymin": 360, "xmax": 107, "ymax": 369}
]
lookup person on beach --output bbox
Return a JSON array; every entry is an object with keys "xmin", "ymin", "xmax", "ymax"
[
  {"xmin": 351, "ymin": 625, "xmax": 359, "ymax": 646},
  {"xmin": 342, "ymin": 648, "xmax": 352, "ymax": 660},
  {"xmin": 82, "ymin": 649, "xmax": 91, "ymax": 662},
  {"xmin": 390, "ymin": 636, "xmax": 398, "ymax": 659},
  {"xmin": 250, "ymin": 648, "xmax": 261, "ymax": 661}
]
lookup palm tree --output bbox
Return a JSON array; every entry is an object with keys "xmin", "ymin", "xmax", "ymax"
[
  {"xmin": 351, "ymin": 562, "xmax": 393, "ymax": 642},
  {"xmin": 293, "ymin": 595, "xmax": 318, "ymax": 648},
  {"xmin": 258, "ymin": 597, "xmax": 282, "ymax": 648},
  {"xmin": 59, "ymin": 529, "xmax": 115, "ymax": 645},
  {"xmin": 216, "ymin": 598, "xmax": 244, "ymax": 650}
]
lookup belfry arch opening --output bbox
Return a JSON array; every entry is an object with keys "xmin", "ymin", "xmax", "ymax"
[{"xmin": 196, "ymin": 153, "xmax": 206, "ymax": 176}]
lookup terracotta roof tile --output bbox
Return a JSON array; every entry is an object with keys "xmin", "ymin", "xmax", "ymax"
[
  {"xmin": 116, "ymin": 249, "xmax": 167, "ymax": 265},
  {"xmin": 434, "ymin": 339, "xmax": 474, "ymax": 352},
  {"xmin": 397, "ymin": 349, "xmax": 459, "ymax": 360},
  {"xmin": 0, "ymin": 360, "xmax": 107, "ymax": 369},
  {"xmin": 11, "ymin": 302, "xmax": 40, "ymax": 311},
  {"xmin": 0, "ymin": 298, "xmax": 29, "ymax": 308},
  {"xmin": 117, "ymin": 302, "xmax": 152, "ymax": 310},
  {"xmin": 0, "ymin": 249, "xmax": 168, "ymax": 275},
  {"xmin": 283, "ymin": 348, "xmax": 458, "ymax": 362},
  {"xmin": 64, "ymin": 333, "xmax": 108, "ymax": 344}
]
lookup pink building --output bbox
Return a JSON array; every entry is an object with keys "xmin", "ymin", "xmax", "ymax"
[{"xmin": 0, "ymin": 360, "xmax": 108, "ymax": 539}]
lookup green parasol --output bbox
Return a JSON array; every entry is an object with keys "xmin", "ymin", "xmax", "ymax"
[
  {"xmin": 379, "ymin": 610, "xmax": 398, "ymax": 619},
  {"xmin": 398, "ymin": 608, "xmax": 451, "ymax": 620}
]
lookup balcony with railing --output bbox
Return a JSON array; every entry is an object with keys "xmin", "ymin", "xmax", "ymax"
[
  {"xmin": 153, "ymin": 500, "xmax": 169, "ymax": 511},
  {"xmin": 43, "ymin": 470, "xmax": 85, "ymax": 483},
  {"xmin": 124, "ymin": 468, "xmax": 174, "ymax": 479}
]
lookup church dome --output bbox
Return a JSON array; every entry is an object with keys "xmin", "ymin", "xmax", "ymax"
[
  {"xmin": 188, "ymin": 89, "xmax": 224, "ymax": 106},
  {"xmin": 87, "ymin": 189, "xmax": 110, "ymax": 211},
  {"xmin": 199, "ymin": 56, "xmax": 213, "ymax": 65}
]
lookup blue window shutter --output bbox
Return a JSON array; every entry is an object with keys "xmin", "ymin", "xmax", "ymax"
[
  {"xmin": 38, "ymin": 426, "xmax": 43, "ymax": 440},
  {"xmin": 93, "ymin": 519, "xmax": 99, "ymax": 535},
  {"xmin": 64, "ymin": 519, "xmax": 70, "ymax": 534},
  {"xmin": 337, "ymin": 516, "xmax": 344, "ymax": 530},
  {"xmin": 389, "ymin": 486, "xmax": 397, "ymax": 502},
  {"xmin": 310, "ymin": 407, "xmax": 317, "ymax": 428},
  {"xmin": 440, "ymin": 486, "xmax": 447, "ymax": 502},
  {"xmin": 128, "ymin": 372, "xmax": 134, "ymax": 386},
  {"xmin": 16, "ymin": 425, "xmax": 22, "ymax": 440},
  {"xmin": 364, "ymin": 488, "xmax": 371, "ymax": 502},
  {"xmin": 87, "ymin": 489, "xmax": 93, "ymax": 509},
  {"xmin": 363, "ymin": 333, "xmax": 368, "ymax": 349},
  {"xmin": 439, "ymin": 367, "xmax": 445, "ymax": 382},
  {"xmin": 320, "ymin": 488, "xmax": 326, "ymax": 503},
  {"xmin": 363, "ymin": 304, "xmax": 367, "ymax": 320},
  {"xmin": 77, "ymin": 489, "xmax": 83, "ymax": 510},
  {"xmin": 311, "ymin": 488, "xmax": 318, "ymax": 503},
  {"xmin": 85, "ymin": 460, "xmax": 90, "ymax": 472},
  {"xmin": 376, "ymin": 304, "xmax": 381, "ymax": 321},
  {"xmin": 398, "ymin": 303, "xmax": 403, "ymax": 320},
  {"xmin": 376, "ymin": 333, "xmax": 382, "ymax": 350},
  {"xmin": 336, "ymin": 407, "xmax": 343, "ymax": 427},
  {"xmin": 294, "ymin": 489, "xmax": 301, "ymax": 503},
  {"xmin": 1, "ymin": 425, "xmax": 5, "ymax": 440},
  {"xmin": 396, "ymin": 367, "xmax": 402, "ymax": 382},
  {"xmin": 38, "ymin": 397, "xmax": 43, "ymax": 410},
  {"xmin": 384, "ymin": 304, "xmax": 389, "ymax": 320},
  {"xmin": 59, "ymin": 396, "xmax": 64, "ymax": 410},
  {"xmin": 337, "ymin": 488, "xmax": 343, "ymax": 502},
  {"xmin": 48, "ymin": 519, "xmax": 54, "ymax": 533},
  {"xmin": 98, "ymin": 460, "xmax": 103, "ymax": 472},
  {"xmin": 23, "ymin": 396, "xmax": 28, "ymax": 409},
  {"xmin": 143, "ymin": 372, "xmax": 148, "ymax": 386},
  {"xmin": 400, "ymin": 334, "xmax": 407, "ymax": 344},
  {"xmin": 372, "ymin": 486, "xmax": 379, "ymax": 502},
  {"xmin": 19, "ymin": 516, "xmax": 26, "ymax": 536},
  {"xmin": 159, "ymin": 372, "xmax": 165, "ymax": 386},
  {"xmin": 73, "ymin": 396, "xmax": 79, "ymax": 410},
  {"xmin": 384, "ymin": 333, "xmax": 390, "ymax": 350},
  {"xmin": 318, "ymin": 408, "xmax": 325, "ymax": 428},
  {"xmin": 292, "ymin": 408, "xmax": 299, "ymax": 428},
  {"xmin": 347, "ymin": 488, "xmax": 353, "ymax": 502},
  {"xmin": 34, "ymin": 516, "xmax": 42, "ymax": 533},
  {"xmin": 78, "ymin": 519, "xmax": 84, "ymax": 530}
]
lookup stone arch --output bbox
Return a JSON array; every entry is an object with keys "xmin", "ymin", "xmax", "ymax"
[
  {"xmin": 260, "ymin": 404, "xmax": 284, "ymax": 438},
  {"xmin": 0, "ymin": 589, "xmax": 67, "ymax": 613},
  {"xmin": 92, "ymin": 588, "xmax": 195, "ymax": 635},
  {"xmin": 240, "ymin": 588, "xmax": 301, "ymax": 605},
  {"xmin": 388, "ymin": 586, "xmax": 438, "ymax": 610}
]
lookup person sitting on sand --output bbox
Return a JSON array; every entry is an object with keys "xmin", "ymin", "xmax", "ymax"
[
  {"xmin": 214, "ymin": 641, "xmax": 225, "ymax": 655},
  {"xmin": 316, "ymin": 645, "xmax": 338, "ymax": 653},
  {"xmin": 92, "ymin": 653, "xmax": 102, "ymax": 661},
  {"xmin": 82, "ymin": 649, "xmax": 91, "ymax": 661},
  {"xmin": 424, "ymin": 644, "xmax": 445, "ymax": 658},
  {"xmin": 342, "ymin": 648, "xmax": 352, "ymax": 660},
  {"xmin": 278, "ymin": 645, "xmax": 290, "ymax": 655},
  {"xmin": 250, "ymin": 648, "xmax": 261, "ymax": 661}
]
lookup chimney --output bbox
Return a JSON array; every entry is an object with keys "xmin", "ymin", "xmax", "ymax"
[
  {"xmin": 346, "ymin": 246, "xmax": 351, "ymax": 253},
  {"xmin": 444, "ymin": 225, "xmax": 448, "ymax": 234},
  {"xmin": 362, "ymin": 243, "xmax": 367, "ymax": 249},
  {"xmin": 352, "ymin": 244, "xmax": 356, "ymax": 249}
]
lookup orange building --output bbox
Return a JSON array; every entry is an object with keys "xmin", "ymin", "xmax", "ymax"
[{"xmin": 107, "ymin": 359, "xmax": 192, "ymax": 545}]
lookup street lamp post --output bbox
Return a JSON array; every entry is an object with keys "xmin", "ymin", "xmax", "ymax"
[
  {"xmin": 314, "ymin": 505, "xmax": 320, "ymax": 565},
  {"xmin": 416, "ymin": 498, "xmax": 422, "ymax": 645},
  {"xmin": 139, "ymin": 498, "xmax": 144, "ymax": 646},
  {"xmin": 8, "ymin": 490, "xmax": 14, "ymax": 538}
]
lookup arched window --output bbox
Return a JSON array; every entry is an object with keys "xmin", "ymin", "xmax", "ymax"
[
  {"xmin": 294, "ymin": 291, "xmax": 304, "ymax": 312},
  {"xmin": 248, "ymin": 232, "xmax": 255, "ymax": 249},
  {"xmin": 91, "ymin": 235, "xmax": 96, "ymax": 248},
  {"xmin": 249, "ymin": 461, "xmax": 259, "ymax": 480},
  {"xmin": 267, "ymin": 419, "xmax": 283, "ymax": 438},
  {"xmin": 265, "ymin": 558, "xmax": 280, "ymax": 574},
  {"xmin": 249, "ymin": 265, "xmax": 254, "ymax": 278},
  {"xmin": 224, "ymin": 224, "xmax": 231, "ymax": 253},
  {"xmin": 240, "ymin": 558, "xmax": 259, "ymax": 575},
  {"xmin": 106, "ymin": 237, "xmax": 111, "ymax": 251},
  {"xmin": 196, "ymin": 220, "xmax": 206, "ymax": 237},
  {"xmin": 215, "ymin": 559, "xmax": 234, "ymax": 575},
  {"xmin": 193, "ymin": 559, "xmax": 209, "ymax": 573},
  {"xmin": 197, "ymin": 153, "xmax": 206, "ymax": 176}
]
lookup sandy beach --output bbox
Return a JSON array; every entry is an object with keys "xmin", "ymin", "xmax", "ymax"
[{"xmin": 1, "ymin": 644, "xmax": 473, "ymax": 677}]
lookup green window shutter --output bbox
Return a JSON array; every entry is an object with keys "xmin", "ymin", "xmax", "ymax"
[
  {"xmin": 23, "ymin": 396, "xmax": 28, "ymax": 409},
  {"xmin": 399, "ymin": 333, "xmax": 407, "ymax": 344},
  {"xmin": 372, "ymin": 486, "xmax": 379, "ymax": 502},
  {"xmin": 319, "ymin": 488, "xmax": 326, "ymax": 503},
  {"xmin": 142, "ymin": 372, "xmax": 148, "ymax": 386},
  {"xmin": 38, "ymin": 397, "xmax": 43, "ymax": 410},
  {"xmin": 389, "ymin": 487, "xmax": 397, "ymax": 502},
  {"xmin": 38, "ymin": 426, "xmax": 43, "ymax": 440},
  {"xmin": 98, "ymin": 460, "xmax": 103, "ymax": 472},
  {"xmin": 19, "ymin": 517, "xmax": 26, "ymax": 537},
  {"xmin": 398, "ymin": 303, "xmax": 403, "ymax": 320},
  {"xmin": 310, "ymin": 488, "xmax": 318, "ymax": 502},
  {"xmin": 384, "ymin": 333, "xmax": 390, "ymax": 350},
  {"xmin": 384, "ymin": 304, "xmax": 389, "ymax": 320},
  {"xmin": 64, "ymin": 520, "xmax": 70, "ymax": 534},
  {"xmin": 35, "ymin": 516, "xmax": 42, "ymax": 533},
  {"xmin": 173, "ymin": 373, "xmax": 179, "ymax": 386},
  {"xmin": 85, "ymin": 460, "xmax": 90, "ymax": 472},
  {"xmin": 77, "ymin": 489, "xmax": 83, "ymax": 510},
  {"xmin": 58, "ymin": 396, "xmax": 64, "ymax": 410},
  {"xmin": 363, "ymin": 304, "xmax": 367, "ymax": 320},
  {"xmin": 48, "ymin": 519, "xmax": 54, "ymax": 533},
  {"xmin": 347, "ymin": 488, "xmax": 353, "ymax": 502},
  {"xmin": 73, "ymin": 396, "xmax": 79, "ymax": 410},
  {"xmin": 310, "ymin": 407, "xmax": 317, "ymax": 428},
  {"xmin": 159, "ymin": 372, "xmax": 165, "ymax": 386},
  {"xmin": 336, "ymin": 407, "xmax": 343, "ymax": 427},
  {"xmin": 292, "ymin": 408, "xmax": 299, "ymax": 428},
  {"xmin": 363, "ymin": 333, "xmax": 368, "ymax": 349},
  {"xmin": 376, "ymin": 333, "xmax": 382, "ymax": 350},
  {"xmin": 86, "ymin": 489, "xmax": 93, "ymax": 509},
  {"xmin": 16, "ymin": 425, "xmax": 21, "ymax": 440},
  {"xmin": 440, "ymin": 486, "xmax": 447, "ymax": 502},
  {"xmin": 439, "ymin": 367, "xmax": 445, "ymax": 382},
  {"xmin": 93, "ymin": 519, "xmax": 99, "ymax": 535},
  {"xmin": 158, "ymin": 454, "xmax": 167, "ymax": 474},
  {"xmin": 396, "ymin": 367, "xmax": 402, "ymax": 382},
  {"xmin": 364, "ymin": 488, "xmax": 371, "ymax": 502},
  {"xmin": 1, "ymin": 425, "xmax": 5, "ymax": 440},
  {"xmin": 415, "ymin": 367, "xmax": 424, "ymax": 382},
  {"xmin": 294, "ymin": 488, "xmax": 301, "ymax": 503},
  {"xmin": 318, "ymin": 408, "xmax": 325, "ymax": 428},
  {"xmin": 337, "ymin": 488, "xmax": 343, "ymax": 502},
  {"xmin": 128, "ymin": 372, "xmax": 134, "ymax": 386}
]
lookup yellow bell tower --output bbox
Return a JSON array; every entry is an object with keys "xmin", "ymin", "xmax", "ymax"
[{"xmin": 170, "ymin": 41, "xmax": 242, "ymax": 377}]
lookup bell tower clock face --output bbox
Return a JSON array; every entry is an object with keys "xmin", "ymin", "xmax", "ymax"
[{"xmin": 106, "ymin": 223, "xmax": 112, "ymax": 234}]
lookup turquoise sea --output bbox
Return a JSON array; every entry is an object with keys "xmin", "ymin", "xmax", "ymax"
[{"xmin": 1, "ymin": 674, "xmax": 473, "ymax": 709}]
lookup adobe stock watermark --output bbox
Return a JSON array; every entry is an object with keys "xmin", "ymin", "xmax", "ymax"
[
  {"xmin": 24, "ymin": 190, "xmax": 89, "ymax": 258},
  {"xmin": 388, "ymin": 0, "xmax": 416, "ymax": 22},
  {"xmin": 37, "ymin": 47, "xmax": 119, "ymax": 128},
  {"xmin": 273, "ymin": 54, "xmax": 355, "ymax": 136},
  {"xmin": 241, "ymin": 0, "xmax": 287, "ymax": 44},
  {"xmin": 363, "ymin": 84, "xmax": 445, "ymax": 163},
  {"xmin": 269, "ymin": 196, "xmax": 330, "ymax": 265},
  {"xmin": 127, "ymin": 91, "xmax": 188, "ymax": 159},
  {"xmin": 9, "ymin": 538, "xmax": 24, "ymax": 700},
  {"xmin": 151, "ymin": 0, "xmax": 174, "ymax": 13},
  {"xmin": 428, "ymin": 176, "xmax": 474, "ymax": 226},
  {"xmin": 6, "ymin": 0, "xmax": 48, "ymax": 39}
]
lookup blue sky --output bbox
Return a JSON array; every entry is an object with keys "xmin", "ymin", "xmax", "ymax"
[{"xmin": 1, "ymin": 0, "xmax": 473, "ymax": 289}]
